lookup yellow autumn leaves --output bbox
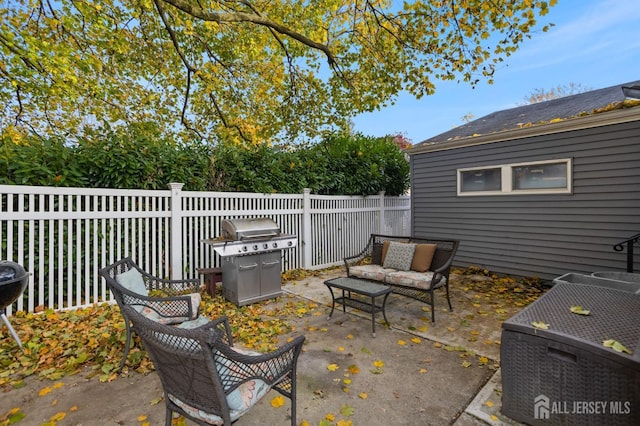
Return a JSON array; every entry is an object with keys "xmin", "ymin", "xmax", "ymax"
[
  {"xmin": 3, "ymin": 382, "xmax": 80, "ymax": 426},
  {"xmin": 531, "ymin": 304, "xmax": 633, "ymax": 355},
  {"xmin": 315, "ymin": 356, "xmax": 385, "ymax": 423}
]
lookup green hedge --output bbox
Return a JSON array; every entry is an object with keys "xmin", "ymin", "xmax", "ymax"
[{"xmin": 1, "ymin": 125, "xmax": 409, "ymax": 196}]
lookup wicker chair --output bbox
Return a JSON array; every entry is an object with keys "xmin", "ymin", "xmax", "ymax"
[
  {"xmin": 121, "ymin": 305, "xmax": 306, "ymax": 426},
  {"xmin": 99, "ymin": 257, "xmax": 205, "ymax": 370}
]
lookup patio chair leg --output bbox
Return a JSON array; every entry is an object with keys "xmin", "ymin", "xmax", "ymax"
[
  {"xmin": 445, "ymin": 283, "xmax": 453, "ymax": 311},
  {"xmin": 430, "ymin": 292, "xmax": 436, "ymax": 323},
  {"xmin": 119, "ymin": 321, "xmax": 133, "ymax": 371},
  {"xmin": 290, "ymin": 373, "xmax": 297, "ymax": 426}
]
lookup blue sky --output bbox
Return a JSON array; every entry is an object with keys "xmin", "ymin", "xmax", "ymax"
[{"xmin": 351, "ymin": 0, "xmax": 640, "ymax": 144}]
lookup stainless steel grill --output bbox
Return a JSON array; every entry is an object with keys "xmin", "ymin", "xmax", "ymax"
[
  {"xmin": 202, "ymin": 218, "xmax": 297, "ymax": 306},
  {"xmin": 204, "ymin": 218, "xmax": 297, "ymax": 258}
]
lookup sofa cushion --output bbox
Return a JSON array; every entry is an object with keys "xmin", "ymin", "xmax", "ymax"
[
  {"xmin": 177, "ymin": 315, "xmax": 211, "ymax": 329},
  {"xmin": 411, "ymin": 244, "xmax": 437, "ymax": 272},
  {"xmin": 382, "ymin": 242, "xmax": 416, "ymax": 271},
  {"xmin": 350, "ymin": 264, "xmax": 396, "ymax": 281},
  {"xmin": 385, "ymin": 270, "xmax": 444, "ymax": 290}
]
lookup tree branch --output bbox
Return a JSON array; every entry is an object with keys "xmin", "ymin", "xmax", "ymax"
[{"xmin": 159, "ymin": 0, "xmax": 339, "ymax": 69}]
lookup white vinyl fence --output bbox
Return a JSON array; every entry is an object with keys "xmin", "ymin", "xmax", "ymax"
[{"xmin": 1, "ymin": 184, "xmax": 410, "ymax": 314}]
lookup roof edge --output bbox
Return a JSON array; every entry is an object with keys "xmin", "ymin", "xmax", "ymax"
[{"xmin": 406, "ymin": 106, "xmax": 640, "ymax": 155}]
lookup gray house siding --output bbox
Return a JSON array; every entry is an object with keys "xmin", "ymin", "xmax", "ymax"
[{"xmin": 410, "ymin": 120, "xmax": 640, "ymax": 281}]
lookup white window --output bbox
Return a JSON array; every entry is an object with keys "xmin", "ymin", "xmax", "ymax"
[{"xmin": 457, "ymin": 159, "xmax": 572, "ymax": 196}]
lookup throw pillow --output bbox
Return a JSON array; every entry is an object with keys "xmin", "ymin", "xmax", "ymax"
[
  {"xmin": 381, "ymin": 240, "xmax": 391, "ymax": 264},
  {"xmin": 116, "ymin": 267, "xmax": 148, "ymax": 308},
  {"xmin": 382, "ymin": 242, "xmax": 416, "ymax": 271},
  {"xmin": 411, "ymin": 244, "xmax": 437, "ymax": 272},
  {"xmin": 380, "ymin": 239, "xmax": 410, "ymax": 264}
]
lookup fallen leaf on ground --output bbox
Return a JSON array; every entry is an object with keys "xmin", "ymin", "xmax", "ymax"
[
  {"xmin": 270, "ymin": 396, "xmax": 285, "ymax": 407},
  {"xmin": 39, "ymin": 386, "xmax": 52, "ymax": 397},
  {"xmin": 340, "ymin": 405, "xmax": 354, "ymax": 416},
  {"xmin": 50, "ymin": 412, "xmax": 66, "ymax": 421}
]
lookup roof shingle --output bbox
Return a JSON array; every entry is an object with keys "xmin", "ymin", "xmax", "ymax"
[{"xmin": 415, "ymin": 80, "xmax": 640, "ymax": 146}]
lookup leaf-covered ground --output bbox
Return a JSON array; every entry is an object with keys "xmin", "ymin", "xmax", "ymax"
[
  {"xmin": 0, "ymin": 266, "xmax": 548, "ymax": 425},
  {"xmin": 0, "ymin": 291, "xmax": 319, "ymax": 390}
]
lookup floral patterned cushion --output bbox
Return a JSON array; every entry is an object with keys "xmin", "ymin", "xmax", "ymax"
[
  {"xmin": 177, "ymin": 315, "xmax": 211, "ymax": 329},
  {"xmin": 384, "ymin": 270, "xmax": 445, "ymax": 290},
  {"xmin": 349, "ymin": 265, "xmax": 395, "ymax": 281},
  {"xmin": 167, "ymin": 346, "xmax": 272, "ymax": 424},
  {"xmin": 215, "ymin": 347, "xmax": 272, "ymax": 411}
]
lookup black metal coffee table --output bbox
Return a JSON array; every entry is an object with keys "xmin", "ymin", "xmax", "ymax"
[{"xmin": 324, "ymin": 277, "xmax": 392, "ymax": 337}]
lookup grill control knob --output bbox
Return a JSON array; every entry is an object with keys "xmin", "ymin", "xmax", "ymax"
[
  {"xmin": 272, "ymin": 242, "xmax": 278, "ymax": 248},
  {"xmin": 287, "ymin": 241, "xmax": 293, "ymax": 246},
  {"xmin": 242, "ymin": 246, "xmax": 248, "ymax": 252},
  {"xmin": 263, "ymin": 243, "xmax": 268, "ymax": 249},
  {"xmin": 253, "ymin": 245, "xmax": 258, "ymax": 250}
]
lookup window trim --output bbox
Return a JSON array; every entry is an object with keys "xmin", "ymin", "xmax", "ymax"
[{"xmin": 457, "ymin": 158, "xmax": 573, "ymax": 196}]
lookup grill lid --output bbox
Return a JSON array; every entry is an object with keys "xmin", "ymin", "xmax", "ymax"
[{"xmin": 221, "ymin": 218, "xmax": 280, "ymax": 240}]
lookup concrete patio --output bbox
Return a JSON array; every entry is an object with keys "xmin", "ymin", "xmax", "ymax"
[{"xmin": 3, "ymin": 268, "xmax": 535, "ymax": 425}]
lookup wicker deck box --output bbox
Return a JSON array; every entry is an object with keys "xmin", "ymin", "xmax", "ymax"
[{"xmin": 501, "ymin": 282, "xmax": 640, "ymax": 425}]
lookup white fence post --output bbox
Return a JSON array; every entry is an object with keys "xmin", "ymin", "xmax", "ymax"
[
  {"xmin": 169, "ymin": 183, "xmax": 184, "ymax": 280},
  {"xmin": 302, "ymin": 188, "xmax": 312, "ymax": 269},
  {"xmin": 378, "ymin": 191, "xmax": 386, "ymax": 234}
]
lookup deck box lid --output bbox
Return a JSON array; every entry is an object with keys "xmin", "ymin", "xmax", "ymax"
[{"xmin": 502, "ymin": 283, "xmax": 640, "ymax": 366}]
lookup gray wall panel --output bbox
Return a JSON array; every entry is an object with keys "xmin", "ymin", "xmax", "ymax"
[{"xmin": 410, "ymin": 120, "xmax": 640, "ymax": 280}]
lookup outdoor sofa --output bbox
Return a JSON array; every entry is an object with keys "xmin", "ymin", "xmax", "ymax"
[{"xmin": 344, "ymin": 234, "xmax": 459, "ymax": 322}]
